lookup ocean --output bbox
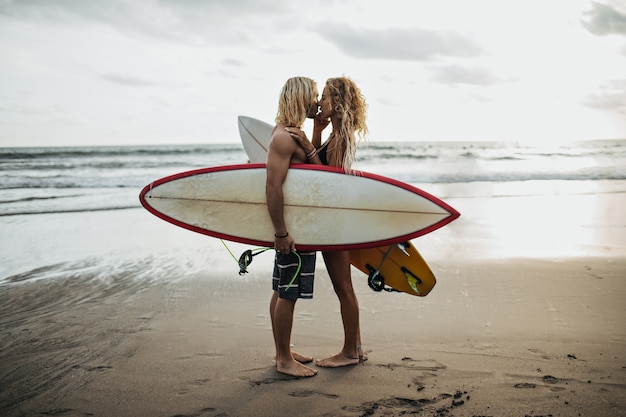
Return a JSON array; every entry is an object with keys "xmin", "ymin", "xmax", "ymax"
[
  {"xmin": 1, "ymin": 140, "xmax": 625, "ymax": 283},
  {"xmin": 1, "ymin": 140, "xmax": 624, "ymax": 216}
]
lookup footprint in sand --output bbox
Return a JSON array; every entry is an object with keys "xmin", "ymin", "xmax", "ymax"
[
  {"xmin": 176, "ymin": 378, "xmax": 212, "ymax": 396},
  {"xmin": 40, "ymin": 408, "xmax": 74, "ymax": 416},
  {"xmin": 289, "ymin": 390, "xmax": 339, "ymax": 399},
  {"xmin": 246, "ymin": 375, "xmax": 298, "ymax": 386},
  {"xmin": 168, "ymin": 407, "xmax": 218, "ymax": 417},
  {"xmin": 176, "ymin": 352, "xmax": 223, "ymax": 361},
  {"xmin": 342, "ymin": 393, "xmax": 468, "ymax": 416},
  {"xmin": 86, "ymin": 365, "xmax": 113, "ymax": 372},
  {"xmin": 514, "ymin": 382, "xmax": 537, "ymax": 389},
  {"xmin": 528, "ymin": 348, "xmax": 551, "ymax": 360},
  {"xmin": 513, "ymin": 375, "xmax": 566, "ymax": 392},
  {"xmin": 377, "ymin": 358, "xmax": 447, "ymax": 371}
]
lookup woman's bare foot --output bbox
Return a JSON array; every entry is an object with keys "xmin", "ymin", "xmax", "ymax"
[
  {"xmin": 315, "ymin": 351, "xmax": 359, "ymax": 368},
  {"xmin": 276, "ymin": 359, "xmax": 318, "ymax": 377},
  {"xmin": 358, "ymin": 345, "xmax": 368, "ymax": 362}
]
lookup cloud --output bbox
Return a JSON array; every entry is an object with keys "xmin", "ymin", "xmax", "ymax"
[
  {"xmin": 221, "ymin": 58, "xmax": 246, "ymax": 68},
  {"xmin": 585, "ymin": 79, "xmax": 626, "ymax": 114},
  {"xmin": 429, "ymin": 65, "xmax": 500, "ymax": 86},
  {"xmin": 315, "ymin": 24, "xmax": 483, "ymax": 61},
  {"xmin": 0, "ymin": 1, "xmax": 145, "ymax": 25},
  {"xmin": 0, "ymin": 0, "xmax": 281, "ymax": 45},
  {"xmin": 0, "ymin": 0, "xmax": 183, "ymax": 42},
  {"xmin": 581, "ymin": 1, "xmax": 626, "ymax": 36},
  {"xmin": 100, "ymin": 73, "xmax": 161, "ymax": 87}
]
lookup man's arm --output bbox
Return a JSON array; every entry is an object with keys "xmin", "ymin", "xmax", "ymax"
[{"xmin": 266, "ymin": 130, "xmax": 297, "ymax": 254}]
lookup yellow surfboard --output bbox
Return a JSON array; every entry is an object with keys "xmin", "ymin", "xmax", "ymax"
[{"xmin": 350, "ymin": 241, "xmax": 436, "ymax": 296}]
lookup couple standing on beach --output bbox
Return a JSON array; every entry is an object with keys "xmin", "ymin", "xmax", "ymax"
[{"xmin": 266, "ymin": 76, "xmax": 368, "ymax": 377}]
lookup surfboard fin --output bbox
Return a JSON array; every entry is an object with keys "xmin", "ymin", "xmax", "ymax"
[
  {"xmin": 401, "ymin": 267, "xmax": 422, "ymax": 294},
  {"xmin": 397, "ymin": 242, "xmax": 411, "ymax": 256}
]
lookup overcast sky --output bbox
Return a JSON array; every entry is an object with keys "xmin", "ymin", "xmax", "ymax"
[{"xmin": 1, "ymin": 0, "xmax": 625, "ymax": 147}]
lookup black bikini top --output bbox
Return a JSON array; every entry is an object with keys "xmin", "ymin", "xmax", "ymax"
[{"xmin": 317, "ymin": 141, "xmax": 329, "ymax": 165}]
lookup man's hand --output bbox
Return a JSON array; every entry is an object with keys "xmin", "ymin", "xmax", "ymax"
[{"xmin": 274, "ymin": 233, "xmax": 296, "ymax": 255}]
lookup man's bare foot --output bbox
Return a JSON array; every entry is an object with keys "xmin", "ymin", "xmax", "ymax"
[
  {"xmin": 276, "ymin": 359, "xmax": 318, "ymax": 377},
  {"xmin": 292, "ymin": 351, "xmax": 313, "ymax": 364},
  {"xmin": 315, "ymin": 351, "xmax": 360, "ymax": 368},
  {"xmin": 274, "ymin": 351, "xmax": 313, "ymax": 364}
]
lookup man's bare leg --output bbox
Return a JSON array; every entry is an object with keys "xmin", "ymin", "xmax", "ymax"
[
  {"xmin": 270, "ymin": 291, "xmax": 313, "ymax": 364},
  {"xmin": 272, "ymin": 296, "xmax": 317, "ymax": 377}
]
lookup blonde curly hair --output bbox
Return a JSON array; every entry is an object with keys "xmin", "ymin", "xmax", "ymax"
[
  {"xmin": 325, "ymin": 77, "xmax": 368, "ymax": 170},
  {"xmin": 275, "ymin": 77, "xmax": 318, "ymax": 128}
]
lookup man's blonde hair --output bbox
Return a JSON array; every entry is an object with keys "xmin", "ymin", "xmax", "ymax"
[{"xmin": 275, "ymin": 77, "xmax": 318, "ymax": 128}]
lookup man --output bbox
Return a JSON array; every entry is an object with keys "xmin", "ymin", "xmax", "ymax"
[{"xmin": 266, "ymin": 76, "xmax": 319, "ymax": 377}]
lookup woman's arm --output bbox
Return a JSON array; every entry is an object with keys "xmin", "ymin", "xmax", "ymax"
[{"xmin": 311, "ymin": 114, "xmax": 329, "ymax": 148}]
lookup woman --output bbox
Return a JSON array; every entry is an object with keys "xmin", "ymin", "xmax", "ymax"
[{"xmin": 286, "ymin": 76, "xmax": 368, "ymax": 367}]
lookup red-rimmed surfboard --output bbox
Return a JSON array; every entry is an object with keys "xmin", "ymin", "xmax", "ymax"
[
  {"xmin": 139, "ymin": 163, "xmax": 459, "ymax": 252},
  {"xmin": 237, "ymin": 115, "xmax": 458, "ymax": 296}
]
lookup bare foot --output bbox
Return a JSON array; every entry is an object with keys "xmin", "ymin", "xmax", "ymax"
[
  {"xmin": 276, "ymin": 359, "xmax": 318, "ymax": 377},
  {"xmin": 316, "ymin": 351, "xmax": 360, "ymax": 368},
  {"xmin": 292, "ymin": 351, "xmax": 313, "ymax": 364},
  {"xmin": 274, "ymin": 351, "xmax": 313, "ymax": 364},
  {"xmin": 358, "ymin": 346, "xmax": 368, "ymax": 362}
]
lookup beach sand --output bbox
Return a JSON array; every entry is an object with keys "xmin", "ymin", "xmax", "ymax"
[
  {"xmin": 1, "ymin": 184, "xmax": 626, "ymax": 417},
  {"xmin": 1, "ymin": 255, "xmax": 625, "ymax": 416}
]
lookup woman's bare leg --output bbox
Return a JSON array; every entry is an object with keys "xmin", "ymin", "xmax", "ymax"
[{"xmin": 316, "ymin": 250, "xmax": 361, "ymax": 367}]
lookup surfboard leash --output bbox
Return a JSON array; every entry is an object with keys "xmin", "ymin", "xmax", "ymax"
[
  {"xmin": 220, "ymin": 240, "xmax": 302, "ymax": 290},
  {"xmin": 220, "ymin": 240, "xmax": 271, "ymax": 275},
  {"xmin": 284, "ymin": 251, "xmax": 302, "ymax": 291}
]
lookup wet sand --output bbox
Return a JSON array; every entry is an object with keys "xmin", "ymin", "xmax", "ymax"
[{"xmin": 1, "ymin": 255, "xmax": 625, "ymax": 417}]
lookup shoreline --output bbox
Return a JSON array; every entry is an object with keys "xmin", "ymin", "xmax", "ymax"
[{"xmin": 2, "ymin": 177, "xmax": 625, "ymax": 282}]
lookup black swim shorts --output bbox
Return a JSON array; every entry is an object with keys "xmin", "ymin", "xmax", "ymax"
[{"xmin": 272, "ymin": 251, "xmax": 316, "ymax": 300}]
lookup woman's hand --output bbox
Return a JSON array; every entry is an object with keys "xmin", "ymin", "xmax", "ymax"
[
  {"xmin": 285, "ymin": 128, "xmax": 314, "ymax": 155},
  {"xmin": 313, "ymin": 113, "xmax": 330, "ymax": 133}
]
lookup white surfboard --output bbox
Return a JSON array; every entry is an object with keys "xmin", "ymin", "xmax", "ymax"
[
  {"xmin": 139, "ymin": 163, "xmax": 459, "ymax": 251},
  {"xmin": 238, "ymin": 116, "xmax": 273, "ymax": 163}
]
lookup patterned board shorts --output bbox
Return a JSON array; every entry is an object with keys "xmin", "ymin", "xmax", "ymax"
[{"xmin": 272, "ymin": 251, "xmax": 316, "ymax": 300}]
